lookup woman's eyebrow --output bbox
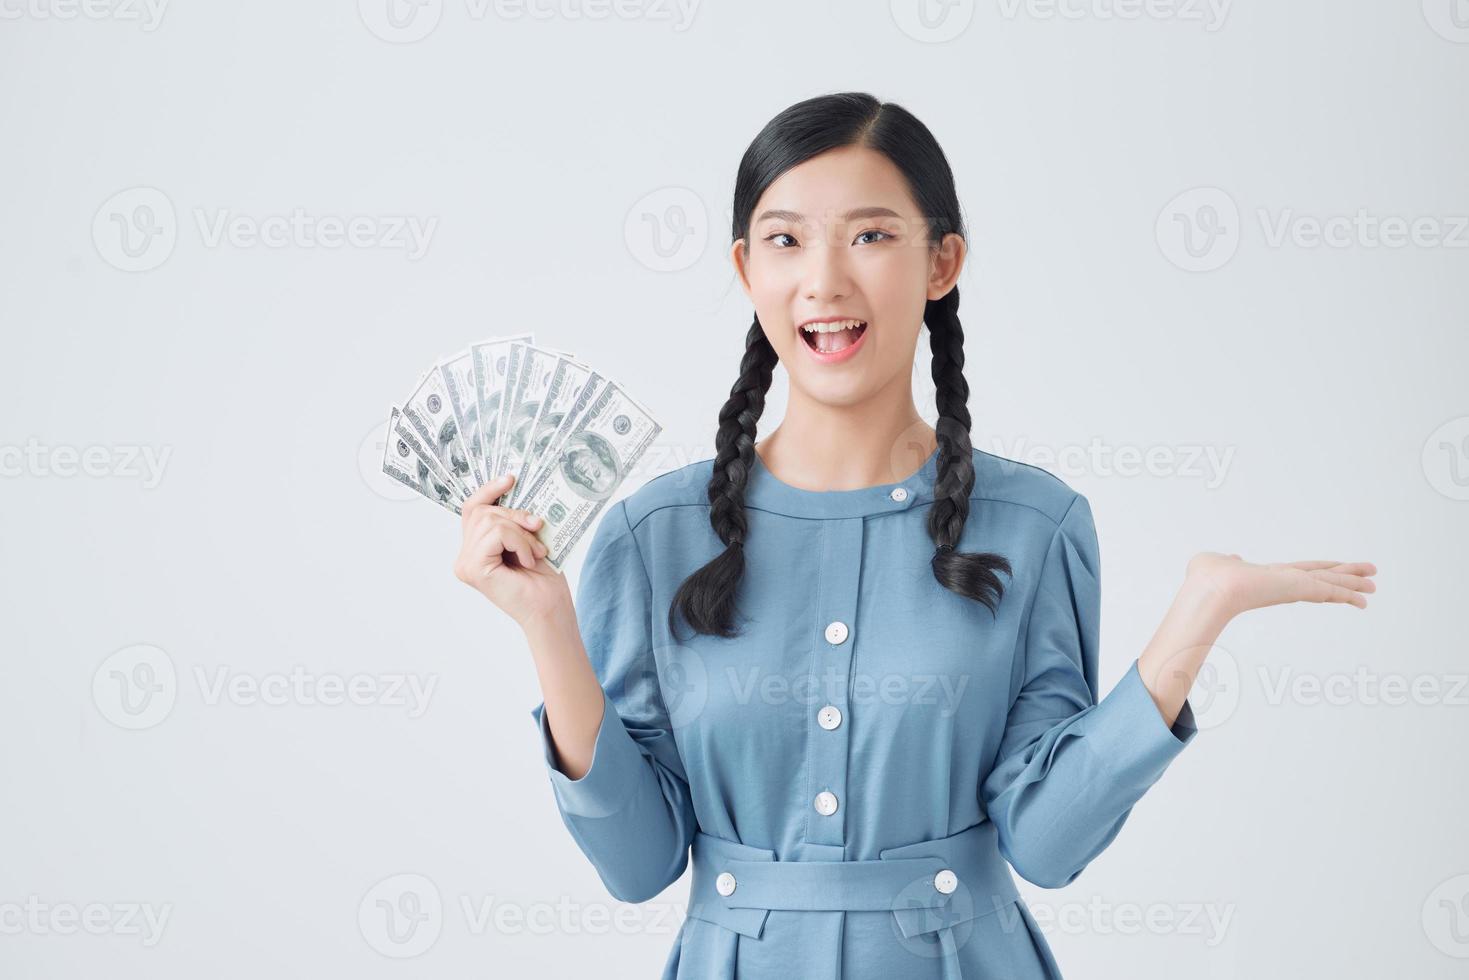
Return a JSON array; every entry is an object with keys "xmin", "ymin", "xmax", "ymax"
[{"xmin": 755, "ymin": 206, "xmax": 903, "ymax": 224}]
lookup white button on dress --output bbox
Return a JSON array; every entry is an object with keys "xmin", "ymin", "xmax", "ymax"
[
  {"xmin": 817, "ymin": 705, "xmax": 842, "ymax": 730},
  {"xmin": 824, "ymin": 620, "xmax": 848, "ymax": 645},
  {"xmin": 890, "ymin": 486, "xmax": 908, "ymax": 502},
  {"xmin": 934, "ymin": 869, "xmax": 958, "ymax": 894},
  {"xmin": 716, "ymin": 872, "xmax": 737, "ymax": 896},
  {"xmin": 813, "ymin": 791, "xmax": 839, "ymax": 816}
]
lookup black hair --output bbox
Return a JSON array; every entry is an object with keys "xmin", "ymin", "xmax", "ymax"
[{"xmin": 668, "ymin": 92, "xmax": 1012, "ymax": 641}]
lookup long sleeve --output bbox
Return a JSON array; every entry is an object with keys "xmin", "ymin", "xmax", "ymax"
[
  {"xmin": 980, "ymin": 492, "xmax": 1198, "ymax": 889},
  {"xmin": 528, "ymin": 498, "xmax": 698, "ymax": 904}
]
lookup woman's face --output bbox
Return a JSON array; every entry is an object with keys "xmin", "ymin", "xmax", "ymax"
[{"xmin": 731, "ymin": 144, "xmax": 963, "ymax": 409}]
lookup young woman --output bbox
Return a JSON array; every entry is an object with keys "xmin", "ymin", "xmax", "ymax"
[{"xmin": 452, "ymin": 93, "xmax": 1377, "ymax": 979}]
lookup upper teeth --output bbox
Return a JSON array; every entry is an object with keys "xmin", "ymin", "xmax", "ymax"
[{"xmin": 802, "ymin": 319, "xmax": 865, "ymax": 333}]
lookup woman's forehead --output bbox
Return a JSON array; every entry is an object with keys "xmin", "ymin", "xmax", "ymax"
[{"xmin": 754, "ymin": 147, "xmax": 917, "ymax": 219}]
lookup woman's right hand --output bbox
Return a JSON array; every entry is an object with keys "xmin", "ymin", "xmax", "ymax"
[{"xmin": 453, "ymin": 473, "xmax": 571, "ymax": 627}]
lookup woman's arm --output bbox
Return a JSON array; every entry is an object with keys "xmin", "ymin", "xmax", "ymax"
[
  {"xmin": 1136, "ymin": 553, "xmax": 1378, "ymax": 727},
  {"xmin": 981, "ymin": 495, "xmax": 1377, "ymax": 890},
  {"xmin": 454, "ymin": 473, "xmax": 698, "ymax": 904},
  {"xmin": 452, "ymin": 471, "xmax": 602, "ymax": 778},
  {"xmin": 522, "ymin": 600, "xmax": 605, "ymax": 781}
]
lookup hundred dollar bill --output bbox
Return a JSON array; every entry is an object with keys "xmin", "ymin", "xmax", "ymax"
[
  {"xmin": 402, "ymin": 364, "xmax": 475, "ymax": 498},
  {"xmin": 439, "ymin": 348, "xmax": 488, "ymax": 490},
  {"xmin": 507, "ymin": 354, "xmax": 597, "ymax": 509},
  {"xmin": 514, "ymin": 368, "xmax": 605, "ymax": 508},
  {"xmin": 494, "ymin": 341, "xmax": 578, "ymax": 507},
  {"xmin": 382, "ymin": 406, "xmax": 464, "ymax": 515},
  {"xmin": 390, "ymin": 404, "xmax": 465, "ymax": 498},
  {"xmin": 489, "ymin": 342, "xmax": 529, "ymax": 493},
  {"xmin": 518, "ymin": 380, "xmax": 662, "ymax": 570},
  {"xmin": 470, "ymin": 333, "xmax": 533, "ymax": 490}
]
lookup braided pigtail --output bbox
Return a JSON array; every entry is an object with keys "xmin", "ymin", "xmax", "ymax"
[
  {"xmin": 924, "ymin": 286, "xmax": 1012, "ymax": 612},
  {"xmin": 667, "ymin": 317, "xmax": 778, "ymax": 640}
]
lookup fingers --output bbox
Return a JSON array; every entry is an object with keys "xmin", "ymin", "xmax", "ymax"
[
  {"xmin": 503, "ymin": 506, "xmax": 544, "ymax": 533},
  {"xmin": 462, "ymin": 473, "xmax": 514, "ymax": 524},
  {"xmin": 1287, "ymin": 561, "xmax": 1377, "ymax": 609},
  {"xmin": 1328, "ymin": 583, "xmax": 1368, "ymax": 609},
  {"xmin": 461, "ymin": 474, "xmax": 545, "ymax": 532},
  {"xmin": 1286, "ymin": 560, "xmax": 1377, "ymax": 576},
  {"xmin": 1313, "ymin": 570, "xmax": 1376, "ymax": 594},
  {"xmin": 471, "ymin": 518, "xmax": 548, "ymax": 575},
  {"xmin": 1299, "ymin": 572, "xmax": 1370, "ymax": 608}
]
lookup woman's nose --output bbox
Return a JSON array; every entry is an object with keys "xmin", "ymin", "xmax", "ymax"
[{"xmin": 801, "ymin": 237, "xmax": 855, "ymax": 301}]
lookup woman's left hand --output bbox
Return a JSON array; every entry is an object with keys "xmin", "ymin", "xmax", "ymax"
[{"xmin": 1184, "ymin": 552, "xmax": 1377, "ymax": 621}]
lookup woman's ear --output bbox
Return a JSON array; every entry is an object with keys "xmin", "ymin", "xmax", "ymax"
[
  {"xmin": 730, "ymin": 238, "xmax": 753, "ymax": 299},
  {"xmin": 926, "ymin": 233, "xmax": 965, "ymax": 301}
]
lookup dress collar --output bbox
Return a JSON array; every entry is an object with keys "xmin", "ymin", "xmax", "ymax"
[{"xmin": 743, "ymin": 445, "xmax": 942, "ymax": 520}]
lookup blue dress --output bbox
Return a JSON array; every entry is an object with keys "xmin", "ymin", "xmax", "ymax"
[{"xmin": 529, "ymin": 445, "xmax": 1198, "ymax": 979}]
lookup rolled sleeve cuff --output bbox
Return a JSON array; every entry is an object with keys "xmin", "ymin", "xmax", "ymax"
[
  {"xmin": 1082, "ymin": 658, "xmax": 1198, "ymax": 792},
  {"xmin": 530, "ymin": 688, "xmax": 643, "ymax": 819}
]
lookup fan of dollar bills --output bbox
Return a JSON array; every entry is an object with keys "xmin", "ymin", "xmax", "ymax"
[{"xmin": 380, "ymin": 334, "xmax": 662, "ymax": 571}]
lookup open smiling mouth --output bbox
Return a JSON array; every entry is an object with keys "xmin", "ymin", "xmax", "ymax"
[{"xmin": 799, "ymin": 318, "xmax": 868, "ymax": 355}]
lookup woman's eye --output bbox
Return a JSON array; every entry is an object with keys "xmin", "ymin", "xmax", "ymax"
[{"xmin": 764, "ymin": 230, "xmax": 890, "ymax": 248}]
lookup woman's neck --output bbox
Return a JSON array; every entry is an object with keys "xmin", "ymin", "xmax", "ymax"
[{"xmin": 754, "ymin": 395, "xmax": 938, "ymax": 493}]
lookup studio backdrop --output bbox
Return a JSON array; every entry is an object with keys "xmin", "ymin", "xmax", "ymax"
[{"xmin": 2, "ymin": 2, "xmax": 1465, "ymax": 978}]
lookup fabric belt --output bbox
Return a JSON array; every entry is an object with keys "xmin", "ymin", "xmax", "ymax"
[{"xmin": 686, "ymin": 819, "xmax": 1021, "ymax": 980}]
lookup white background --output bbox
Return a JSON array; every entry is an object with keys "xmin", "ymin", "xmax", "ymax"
[{"xmin": 2, "ymin": 0, "xmax": 1467, "ymax": 977}]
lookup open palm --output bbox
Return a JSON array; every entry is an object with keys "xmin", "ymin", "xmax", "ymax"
[{"xmin": 1186, "ymin": 552, "xmax": 1377, "ymax": 620}]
